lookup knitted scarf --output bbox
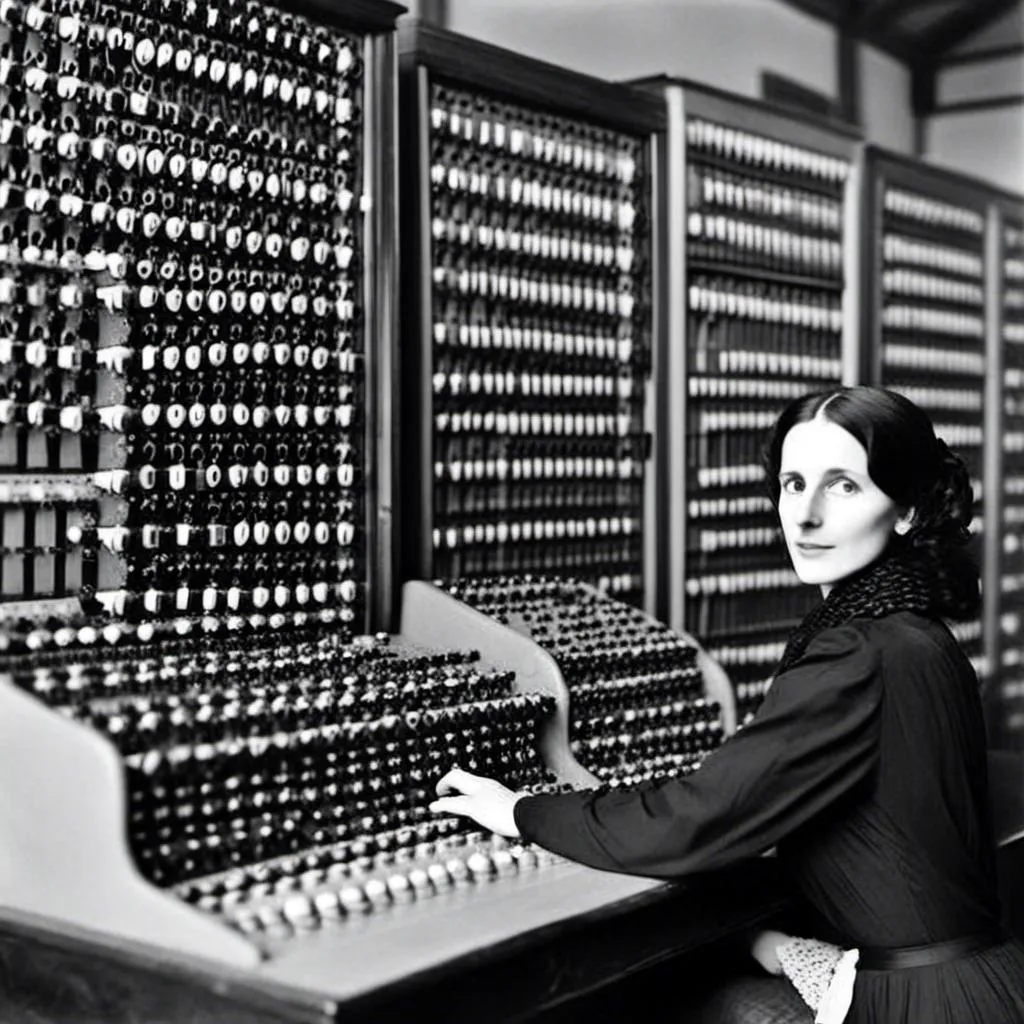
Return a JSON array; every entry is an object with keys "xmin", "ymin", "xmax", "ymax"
[{"xmin": 775, "ymin": 552, "xmax": 935, "ymax": 676}]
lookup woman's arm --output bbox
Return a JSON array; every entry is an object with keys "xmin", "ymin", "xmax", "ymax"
[
  {"xmin": 428, "ymin": 642, "xmax": 737, "ymax": 830},
  {"xmin": 434, "ymin": 623, "xmax": 882, "ymax": 878}
]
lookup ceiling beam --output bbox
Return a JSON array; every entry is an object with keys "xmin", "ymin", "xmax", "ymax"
[
  {"xmin": 939, "ymin": 42, "xmax": 1024, "ymax": 66},
  {"xmin": 859, "ymin": 0, "xmax": 947, "ymax": 33},
  {"xmin": 774, "ymin": 0, "xmax": 918, "ymax": 62},
  {"xmin": 419, "ymin": 0, "xmax": 449, "ymax": 27},
  {"xmin": 837, "ymin": 0, "xmax": 862, "ymax": 124},
  {"xmin": 910, "ymin": 61, "xmax": 937, "ymax": 156},
  {"xmin": 934, "ymin": 93, "xmax": 1024, "ymax": 114},
  {"xmin": 771, "ymin": 0, "xmax": 839, "ymax": 23},
  {"xmin": 921, "ymin": 0, "xmax": 1022, "ymax": 57}
]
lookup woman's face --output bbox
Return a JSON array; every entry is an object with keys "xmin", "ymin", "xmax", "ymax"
[{"xmin": 778, "ymin": 416, "xmax": 910, "ymax": 596}]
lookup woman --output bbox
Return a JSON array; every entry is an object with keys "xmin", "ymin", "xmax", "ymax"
[{"xmin": 430, "ymin": 386, "xmax": 1024, "ymax": 1023}]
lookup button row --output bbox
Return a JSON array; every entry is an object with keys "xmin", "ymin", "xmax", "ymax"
[
  {"xmin": 883, "ymin": 234, "xmax": 983, "ymax": 278},
  {"xmin": 684, "ymin": 569, "xmax": 802, "ymax": 596},
  {"xmin": 883, "ymin": 343, "xmax": 984, "ymax": 376},
  {"xmin": 694, "ymin": 525, "xmax": 778, "ymax": 554},
  {"xmin": 884, "ymin": 187, "xmax": 984, "ymax": 236},
  {"xmin": 431, "ymin": 213, "xmax": 635, "ymax": 271},
  {"xmin": 688, "ymin": 281, "xmax": 842, "ymax": 330},
  {"xmin": 3, "ymin": 607, "xmax": 349, "ymax": 654},
  {"xmin": 686, "ymin": 118, "xmax": 848, "ymax": 184},
  {"xmin": 882, "ymin": 304, "xmax": 983, "ymax": 338},
  {"xmin": 432, "ymin": 322, "xmax": 631, "ymax": 360},
  {"xmin": 431, "ymin": 161, "xmax": 636, "ymax": 227},
  {"xmin": 688, "ymin": 376, "xmax": 821, "ymax": 401},
  {"xmin": 69, "ymin": 518, "xmax": 357, "ymax": 552},
  {"xmin": 687, "ymin": 212, "xmax": 842, "ymax": 275},
  {"xmin": 91, "ymin": 580, "xmax": 360, "ymax": 618},
  {"xmin": 888, "ymin": 385, "xmax": 982, "ymax": 412},
  {"xmin": 432, "ymin": 370, "xmax": 634, "ymax": 399},
  {"xmin": 435, "ymin": 456, "xmax": 641, "ymax": 483},
  {"xmin": 714, "ymin": 350, "xmax": 840, "ymax": 379},
  {"xmin": 434, "ymin": 409, "xmax": 636, "ymax": 436},
  {"xmin": 432, "ymin": 96, "xmax": 637, "ymax": 182},
  {"xmin": 883, "ymin": 268, "xmax": 983, "ymax": 306},
  {"xmin": 691, "ymin": 163, "xmax": 842, "ymax": 233},
  {"xmin": 432, "ymin": 263, "xmax": 636, "ymax": 318},
  {"xmin": 434, "ymin": 515, "xmax": 640, "ymax": 549}
]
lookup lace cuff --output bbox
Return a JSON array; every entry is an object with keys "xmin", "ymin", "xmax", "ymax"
[{"xmin": 777, "ymin": 937, "xmax": 859, "ymax": 1024}]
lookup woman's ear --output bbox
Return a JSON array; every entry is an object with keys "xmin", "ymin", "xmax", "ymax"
[{"xmin": 894, "ymin": 508, "xmax": 915, "ymax": 537}]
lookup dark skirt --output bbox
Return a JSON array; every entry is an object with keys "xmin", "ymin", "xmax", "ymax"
[{"xmin": 848, "ymin": 939, "xmax": 1024, "ymax": 1024}]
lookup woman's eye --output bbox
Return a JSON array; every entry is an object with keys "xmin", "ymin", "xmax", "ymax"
[
  {"xmin": 829, "ymin": 477, "xmax": 858, "ymax": 495},
  {"xmin": 780, "ymin": 478, "xmax": 802, "ymax": 494}
]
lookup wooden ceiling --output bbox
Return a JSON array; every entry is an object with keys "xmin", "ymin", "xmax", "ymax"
[{"xmin": 785, "ymin": 0, "xmax": 1023, "ymax": 63}]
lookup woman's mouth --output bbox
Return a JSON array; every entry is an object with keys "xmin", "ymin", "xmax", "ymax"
[{"xmin": 795, "ymin": 542, "xmax": 834, "ymax": 556}]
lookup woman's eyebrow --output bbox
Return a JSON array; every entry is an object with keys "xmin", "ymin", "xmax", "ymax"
[{"xmin": 779, "ymin": 466, "xmax": 862, "ymax": 477}]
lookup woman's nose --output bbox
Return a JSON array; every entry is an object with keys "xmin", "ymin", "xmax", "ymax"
[{"xmin": 794, "ymin": 489, "xmax": 823, "ymax": 528}]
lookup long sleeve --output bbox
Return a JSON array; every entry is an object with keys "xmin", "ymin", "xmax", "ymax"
[{"xmin": 514, "ymin": 622, "xmax": 882, "ymax": 878}]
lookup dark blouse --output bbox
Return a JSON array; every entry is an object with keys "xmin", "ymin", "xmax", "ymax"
[{"xmin": 513, "ymin": 611, "xmax": 1024, "ymax": 1023}]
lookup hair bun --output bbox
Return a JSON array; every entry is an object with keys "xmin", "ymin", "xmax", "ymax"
[{"xmin": 907, "ymin": 438, "xmax": 973, "ymax": 547}]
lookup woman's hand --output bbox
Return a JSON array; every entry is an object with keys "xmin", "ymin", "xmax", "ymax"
[
  {"xmin": 749, "ymin": 929, "xmax": 793, "ymax": 975},
  {"xmin": 429, "ymin": 767, "xmax": 524, "ymax": 838}
]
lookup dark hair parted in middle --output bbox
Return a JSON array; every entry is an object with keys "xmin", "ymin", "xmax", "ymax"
[{"xmin": 761, "ymin": 385, "xmax": 980, "ymax": 620}]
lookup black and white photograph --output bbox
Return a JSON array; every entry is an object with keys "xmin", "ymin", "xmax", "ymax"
[{"xmin": 0, "ymin": 1, "xmax": 1022, "ymax": 1021}]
